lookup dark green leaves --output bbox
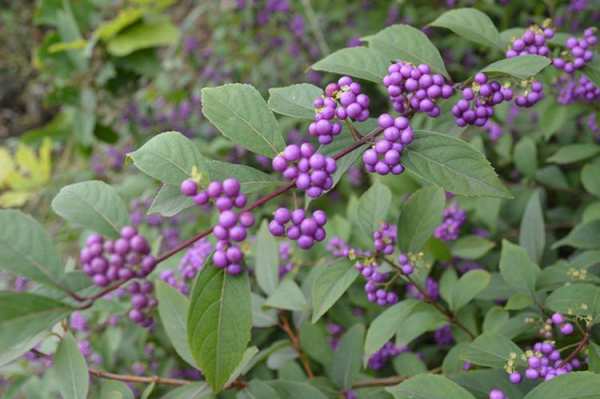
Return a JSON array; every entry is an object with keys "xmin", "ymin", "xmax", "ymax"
[
  {"xmin": 481, "ymin": 55, "xmax": 551, "ymax": 79},
  {"xmin": 355, "ymin": 181, "xmax": 392, "ymax": 238},
  {"xmin": 523, "ymin": 372, "xmax": 600, "ymax": 399},
  {"xmin": 369, "ymin": 24, "xmax": 449, "ymax": 78},
  {"xmin": 519, "ymin": 190, "xmax": 545, "ymax": 263},
  {"xmin": 149, "ymin": 185, "xmax": 195, "ymax": 217},
  {"xmin": 201, "ymin": 84, "xmax": 285, "ymax": 157},
  {"xmin": 54, "ymin": 332, "xmax": 89, "ymax": 399},
  {"xmin": 187, "ymin": 267, "xmax": 252, "ymax": 392},
  {"xmin": 312, "ymin": 47, "xmax": 389, "ymax": 83},
  {"xmin": 156, "ymin": 281, "xmax": 196, "ymax": 367},
  {"xmin": 499, "ymin": 240, "xmax": 540, "ymax": 296},
  {"xmin": 582, "ymin": 160, "xmax": 600, "ymax": 197},
  {"xmin": 387, "ymin": 374, "xmax": 475, "ymax": 399},
  {"xmin": 51, "ymin": 180, "xmax": 129, "ymax": 238},
  {"xmin": 404, "ymin": 130, "xmax": 511, "ymax": 198},
  {"xmin": 0, "ymin": 210, "xmax": 65, "ymax": 289},
  {"xmin": 461, "ymin": 333, "xmax": 524, "ymax": 369},
  {"xmin": 0, "ymin": 291, "xmax": 73, "ymax": 366},
  {"xmin": 129, "ymin": 131, "xmax": 207, "ymax": 186},
  {"xmin": 547, "ymin": 144, "xmax": 600, "ymax": 164},
  {"xmin": 451, "ymin": 235, "xmax": 495, "ymax": 260},
  {"xmin": 265, "ymin": 279, "xmax": 307, "ymax": 311},
  {"xmin": 253, "ymin": 221, "xmax": 280, "ymax": 295},
  {"xmin": 397, "ymin": 186, "xmax": 445, "ymax": 253},
  {"xmin": 268, "ymin": 83, "xmax": 322, "ymax": 120},
  {"xmin": 430, "ymin": 8, "xmax": 500, "ymax": 49},
  {"xmin": 330, "ymin": 324, "xmax": 365, "ymax": 389},
  {"xmin": 311, "ymin": 260, "xmax": 360, "ymax": 323}
]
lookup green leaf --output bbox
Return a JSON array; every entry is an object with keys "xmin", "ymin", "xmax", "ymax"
[
  {"xmin": 448, "ymin": 270, "xmax": 491, "ymax": 312},
  {"xmin": 404, "ymin": 130, "xmax": 512, "ymax": 198},
  {"xmin": 514, "ymin": 137, "xmax": 538, "ymax": 178},
  {"xmin": 251, "ymin": 293, "xmax": 278, "ymax": 328},
  {"xmin": 364, "ymin": 300, "xmax": 419, "ymax": 359},
  {"xmin": 397, "ymin": 186, "xmax": 445, "ymax": 253},
  {"xmin": 149, "ymin": 184, "xmax": 195, "ymax": 217},
  {"xmin": 299, "ymin": 322, "xmax": 333, "ymax": 366},
  {"xmin": 202, "ymin": 84, "xmax": 284, "ymax": 157},
  {"xmin": 160, "ymin": 383, "xmax": 214, "ymax": 399},
  {"xmin": 547, "ymin": 144, "xmax": 600, "ymax": 164},
  {"xmin": 395, "ymin": 303, "xmax": 446, "ymax": 346},
  {"xmin": 541, "ymin": 101, "xmax": 568, "ymax": 140},
  {"xmin": 523, "ymin": 372, "xmax": 600, "ymax": 399},
  {"xmin": 0, "ymin": 210, "xmax": 66, "ymax": 289},
  {"xmin": 393, "ymin": 352, "xmax": 427, "ymax": 377},
  {"xmin": 268, "ymin": 380, "xmax": 329, "ymax": 399},
  {"xmin": 51, "ymin": 180, "xmax": 129, "ymax": 238},
  {"xmin": 450, "ymin": 369, "xmax": 534, "ymax": 399},
  {"xmin": 386, "ymin": 374, "xmax": 475, "ymax": 399},
  {"xmin": 73, "ymin": 88, "xmax": 96, "ymax": 146},
  {"xmin": 100, "ymin": 380, "xmax": 134, "ymax": 399},
  {"xmin": 552, "ymin": 220, "xmax": 600, "ymax": 250},
  {"xmin": 156, "ymin": 281, "xmax": 196, "ymax": 367},
  {"xmin": 187, "ymin": 267, "xmax": 252, "ymax": 392},
  {"xmin": 582, "ymin": 161, "xmax": 600, "ymax": 197},
  {"xmin": 107, "ymin": 20, "xmax": 180, "ymax": 56},
  {"xmin": 429, "ymin": 8, "xmax": 500, "ymax": 49},
  {"xmin": 499, "ymin": 240, "xmax": 540, "ymax": 295},
  {"xmin": 461, "ymin": 333, "xmax": 524, "ymax": 369},
  {"xmin": 94, "ymin": 8, "xmax": 144, "ymax": 40},
  {"xmin": 265, "ymin": 279, "xmax": 307, "ymax": 311},
  {"xmin": 254, "ymin": 221, "xmax": 280, "ymax": 295},
  {"xmin": 519, "ymin": 190, "xmax": 545, "ymax": 263},
  {"xmin": 483, "ymin": 307, "xmax": 509, "ymax": 332},
  {"xmin": 545, "ymin": 283, "xmax": 600, "ymax": 320},
  {"xmin": 0, "ymin": 291, "xmax": 73, "ymax": 367},
  {"xmin": 268, "ymin": 83, "xmax": 322, "ymax": 119},
  {"xmin": 505, "ymin": 293, "xmax": 534, "ymax": 310},
  {"xmin": 204, "ymin": 160, "xmax": 281, "ymax": 194},
  {"xmin": 451, "ymin": 235, "xmax": 495, "ymax": 260},
  {"xmin": 369, "ymin": 24, "xmax": 449, "ymax": 78},
  {"xmin": 330, "ymin": 324, "xmax": 365, "ymax": 389},
  {"xmin": 311, "ymin": 260, "xmax": 360, "ymax": 323},
  {"xmin": 129, "ymin": 131, "xmax": 207, "ymax": 186},
  {"xmin": 244, "ymin": 380, "xmax": 281, "ymax": 399},
  {"xmin": 481, "ymin": 55, "xmax": 551, "ymax": 79},
  {"xmin": 54, "ymin": 332, "xmax": 89, "ymax": 399},
  {"xmin": 312, "ymin": 47, "xmax": 389, "ymax": 83},
  {"xmin": 583, "ymin": 55, "xmax": 600, "ymax": 87},
  {"xmin": 355, "ymin": 181, "xmax": 392, "ymax": 239}
]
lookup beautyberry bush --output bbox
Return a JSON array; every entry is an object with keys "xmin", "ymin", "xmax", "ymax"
[{"xmin": 1, "ymin": 2, "xmax": 600, "ymax": 399}]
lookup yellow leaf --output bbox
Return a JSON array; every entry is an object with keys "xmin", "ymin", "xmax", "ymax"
[
  {"xmin": 95, "ymin": 8, "xmax": 145, "ymax": 41},
  {"xmin": 0, "ymin": 191, "xmax": 32, "ymax": 208},
  {"xmin": 0, "ymin": 148, "xmax": 14, "ymax": 185},
  {"xmin": 38, "ymin": 138, "xmax": 52, "ymax": 182},
  {"xmin": 14, "ymin": 144, "xmax": 38, "ymax": 177}
]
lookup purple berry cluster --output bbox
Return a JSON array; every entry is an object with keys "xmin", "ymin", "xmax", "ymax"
[
  {"xmin": 553, "ymin": 27, "xmax": 597, "ymax": 73},
  {"xmin": 557, "ymin": 75, "xmax": 600, "ymax": 104},
  {"xmin": 272, "ymin": 143, "xmax": 337, "ymax": 198},
  {"xmin": 397, "ymin": 253, "xmax": 415, "ymax": 275},
  {"xmin": 373, "ymin": 222, "xmax": 397, "ymax": 255},
  {"xmin": 129, "ymin": 197, "xmax": 181, "ymax": 251},
  {"xmin": 434, "ymin": 204, "xmax": 467, "ymax": 241},
  {"xmin": 406, "ymin": 277, "xmax": 440, "ymax": 301},
  {"xmin": 80, "ymin": 227, "xmax": 156, "ymax": 287},
  {"xmin": 489, "ymin": 389, "xmax": 506, "ymax": 399},
  {"xmin": 278, "ymin": 242, "xmax": 295, "ymax": 278},
  {"xmin": 309, "ymin": 76, "xmax": 369, "ymax": 144},
  {"xmin": 541, "ymin": 312, "xmax": 574, "ymax": 337},
  {"xmin": 506, "ymin": 23, "xmax": 554, "ymax": 58},
  {"xmin": 507, "ymin": 340, "xmax": 582, "ymax": 383},
  {"xmin": 452, "ymin": 73, "xmax": 513, "ymax": 127},
  {"xmin": 383, "ymin": 61, "xmax": 454, "ymax": 117},
  {"xmin": 362, "ymin": 114, "xmax": 413, "ymax": 175},
  {"xmin": 355, "ymin": 261, "xmax": 399, "ymax": 306},
  {"xmin": 483, "ymin": 120, "xmax": 504, "ymax": 141},
  {"xmin": 514, "ymin": 80, "xmax": 544, "ymax": 108},
  {"xmin": 160, "ymin": 238, "xmax": 213, "ymax": 295},
  {"xmin": 126, "ymin": 281, "xmax": 157, "ymax": 327},
  {"xmin": 181, "ymin": 178, "xmax": 254, "ymax": 275},
  {"xmin": 367, "ymin": 341, "xmax": 407, "ymax": 370},
  {"xmin": 268, "ymin": 208, "xmax": 327, "ymax": 249}
]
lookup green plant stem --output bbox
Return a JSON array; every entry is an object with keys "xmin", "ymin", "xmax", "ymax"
[{"xmin": 300, "ymin": 0, "xmax": 330, "ymax": 56}]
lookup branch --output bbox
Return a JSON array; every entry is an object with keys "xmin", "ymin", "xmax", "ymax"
[
  {"xmin": 73, "ymin": 127, "xmax": 383, "ymax": 305},
  {"xmin": 89, "ymin": 368, "xmax": 191, "ymax": 386},
  {"xmin": 352, "ymin": 375, "xmax": 408, "ymax": 389},
  {"xmin": 280, "ymin": 313, "xmax": 315, "ymax": 379},
  {"xmin": 384, "ymin": 256, "xmax": 476, "ymax": 340},
  {"xmin": 559, "ymin": 332, "xmax": 589, "ymax": 368}
]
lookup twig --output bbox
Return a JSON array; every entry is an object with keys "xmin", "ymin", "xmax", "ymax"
[
  {"xmin": 384, "ymin": 256, "xmax": 476, "ymax": 340},
  {"xmin": 89, "ymin": 368, "xmax": 191, "ymax": 386},
  {"xmin": 279, "ymin": 314, "xmax": 315, "ymax": 379},
  {"xmin": 351, "ymin": 368, "xmax": 441, "ymax": 389},
  {"xmin": 559, "ymin": 333, "xmax": 589, "ymax": 368},
  {"xmin": 72, "ymin": 127, "xmax": 383, "ymax": 305}
]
